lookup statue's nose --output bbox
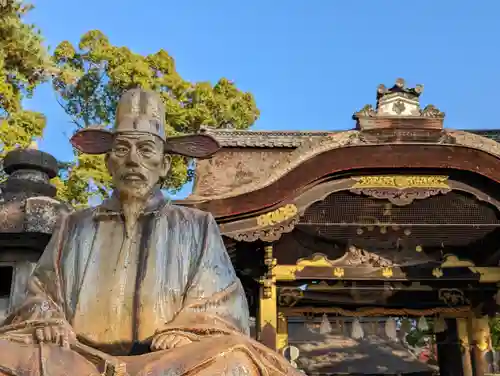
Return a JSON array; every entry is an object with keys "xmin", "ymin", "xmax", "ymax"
[{"xmin": 125, "ymin": 148, "xmax": 140, "ymax": 166}]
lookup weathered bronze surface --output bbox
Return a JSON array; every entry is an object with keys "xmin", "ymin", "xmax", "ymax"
[{"xmin": 0, "ymin": 89, "xmax": 299, "ymax": 376}]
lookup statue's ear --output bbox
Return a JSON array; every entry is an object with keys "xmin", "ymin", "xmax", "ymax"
[
  {"xmin": 104, "ymin": 153, "xmax": 111, "ymax": 172},
  {"xmin": 162, "ymin": 154, "xmax": 172, "ymax": 178}
]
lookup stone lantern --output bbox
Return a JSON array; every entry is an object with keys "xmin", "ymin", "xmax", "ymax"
[{"xmin": 0, "ymin": 144, "xmax": 70, "ymax": 320}]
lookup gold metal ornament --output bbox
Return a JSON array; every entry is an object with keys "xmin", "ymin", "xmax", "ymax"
[
  {"xmin": 382, "ymin": 267, "xmax": 393, "ymax": 278},
  {"xmin": 256, "ymin": 204, "xmax": 298, "ymax": 227},
  {"xmin": 432, "ymin": 268, "xmax": 443, "ymax": 278},
  {"xmin": 352, "ymin": 175, "xmax": 449, "ymax": 189}
]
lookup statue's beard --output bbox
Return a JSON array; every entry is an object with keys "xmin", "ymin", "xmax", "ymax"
[
  {"xmin": 115, "ymin": 182, "xmax": 154, "ymax": 237},
  {"xmin": 117, "ymin": 184, "xmax": 151, "ymax": 201}
]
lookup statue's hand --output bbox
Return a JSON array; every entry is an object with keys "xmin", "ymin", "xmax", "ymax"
[
  {"xmin": 151, "ymin": 333, "xmax": 192, "ymax": 351},
  {"xmin": 34, "ymin": 323, "xmax": 76, "ymax": 348}
]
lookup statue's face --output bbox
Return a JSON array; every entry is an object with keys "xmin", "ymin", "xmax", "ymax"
[{"xmin": 106, "ymin": 132, "xmax": 170, "ymax": 200}]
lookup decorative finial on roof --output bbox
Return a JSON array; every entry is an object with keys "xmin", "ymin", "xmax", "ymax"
[
  {"xmin": 375, "ymin": 78, "xmax": 424, "ymax": 109},
  {"xmin": 352, "ymin": 79, "xmax": 445, "ymax": 131}
]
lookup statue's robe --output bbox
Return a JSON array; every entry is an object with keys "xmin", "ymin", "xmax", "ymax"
[{"xmin": 0, "ymin": 190, "xmax": 299, "ymax": 376}]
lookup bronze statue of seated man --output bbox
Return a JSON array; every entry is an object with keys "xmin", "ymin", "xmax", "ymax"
[{"xmin": 0, "ymin": 89, "xmax": 300, "ymax": 376}]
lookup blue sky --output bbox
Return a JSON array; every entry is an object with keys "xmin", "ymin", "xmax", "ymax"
[{"xmin": 25, "ymin": 0, "xmax": 500, "ymax": 199}]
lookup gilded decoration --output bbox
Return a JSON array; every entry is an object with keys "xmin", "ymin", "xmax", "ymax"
[
  {"xmin": 382, "ymin": 267, "xmax": 393, "ymax": 278},
  {"xmin": 350, "ymin": 175, "xmax": 451, "ymax": 206},
  {"xmin": 440, "ymin": 254, "xmax": 475, "ymax": 268},
  {"xmin": 226, "ymin": 204, "xmax": 299, "ymax": 242},
  {"xmin": 232, "ymin": 217, "xmax": 298, "ymax": 242},
  {"xmin": 438, "ymin": 288, "xmax": 468, "ymax": 306},
  {"xmin": 295, "ymin": 253, "xmax": 333, "ymax": 270},
  {"xmin": 432, "ymin": 268, "xmax": 444, "ymax": 278},
  {"xmin": 436, "ymin": 254, "xmax": 500, "ymax": 283},
  {"xmin": 333, "ymin": 267, "xmax": 345, "ymax": 278},
  {"xmin": 278, "ymin": 287, "xmax": 303, "ymax": 307},
  {"xmin": 261, "ymin": 245, "xmax": 276, "ymax": 299},
  {"xmin": 291, "ymin": 251, "xmax": 394, "ymax": 271},
  {"xmin": 351, "ymin": 175, "xmax": 449, "ymax": 189},
  {"xmin": 256, "ymin": 204, "xmax": 298, "ymax": 227},
  {"xmin": 341, "ymin": 246, "xmax": 394, "ymax": 267}
]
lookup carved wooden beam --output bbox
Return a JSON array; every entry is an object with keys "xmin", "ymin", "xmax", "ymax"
[
  {"xmin": 217, "ymin": 177, "xmax": 500, "ymax": 244},
  {"xmin": 272, "ymin": 254, "xmax": 500, "ymax": 283}
]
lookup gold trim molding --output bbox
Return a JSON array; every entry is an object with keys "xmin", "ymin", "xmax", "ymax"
[
  {"xmin": 295, "ymin": 254, "xmax": 332, "ymax": 270},
  {"xmin": 440, "ymin": 254, "xmax": 475, "ymax": 268},
  {"xmin": 352, "ymin": 175, "xmax": 449, "ymax": 189},
  {"xmin": 273, "ymin": 262, "xmax": 500, "ymax": 283}
]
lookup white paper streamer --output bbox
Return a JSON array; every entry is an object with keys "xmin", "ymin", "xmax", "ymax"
[
  {"xmin": 418, "ymin": 316, "xmax": 429, "ymax": 331},
  {"xmin": 319, "ymin": 314, "xmax": 332, "ymax": 334},
  {"xmin": 400, "ymin": 318, "xmax": 411, "ymax": 334},
  {"xmin": 385, "ymin": 317, "xmax": 398, "ymax": 341},
  {"xmin": 351, "ymin": 318, "xmax": 364, "ymax": 339},
  {"xmin": 434, "ymin": 316, "xmax": 447, "ymax": 333}
]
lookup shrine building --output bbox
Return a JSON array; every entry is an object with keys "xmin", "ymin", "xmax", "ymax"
[{"xmin": 176, "ymin": 79, "xmax": 500, "ymax": 376}]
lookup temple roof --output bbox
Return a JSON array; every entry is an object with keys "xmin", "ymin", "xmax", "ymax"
[
  {"xmin": 200, "ymin": 128, "xmax": 500, "ymax": 148},
  {"xmin": 187, "ymin": 80, "xmax": 500, "ymax": 224}
]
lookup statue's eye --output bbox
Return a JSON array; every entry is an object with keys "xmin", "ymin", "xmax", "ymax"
[
  {"xmin": 140, "ymin": 146, "xmax": 155, "ymax": 157},
  {"xmin": 114, "ymin": 146, "xmax": 129, "ymax": 155}
]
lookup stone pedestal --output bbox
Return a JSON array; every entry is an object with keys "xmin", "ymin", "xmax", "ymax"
[{"xmin": 0, "ymin": 147, "xmax": 69, "ymax": 320}]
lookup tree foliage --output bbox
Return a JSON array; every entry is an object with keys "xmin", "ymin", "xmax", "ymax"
[
  {"xmin": 490, "ymin": 317, "xmax": 500, "ymax": 350},
  {"xmin": 0, "ymin": 1, "xmax": 52, "ymax": 156},
  {"xmin": 52, "ymin": 30, "xmax": 260, "ymax": 206}
]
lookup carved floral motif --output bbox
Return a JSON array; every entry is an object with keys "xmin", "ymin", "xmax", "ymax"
[
  {"xmin": 438, "ymin": 288, "xmax": 468, "ymax": 306},
  {"xmin": 351, "ymin": 188, "xmax": 450, "ymax": 206},
  {"xmin": 232, "ymin": 217, "xmax": 298, "ymax": 243},
  {"xmin": 351, "ymin": 175, "xmax": 449, "ymax": 189},
  {"xmin": 292, "ymin": 249, "xmax": 395, "ymax": 269},
  {"xmin": 353, "ymin": 104, "xmax": 377, "ymax": 118},
  {"xmin": 344, "ymin": 246, "xmax": 393, "ymax": 267},
  {"xmin": 420, "ymin": 104, "xmax": 445, "ymax": 118}
]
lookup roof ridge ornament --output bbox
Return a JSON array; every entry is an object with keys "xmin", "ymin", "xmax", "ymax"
[{"xmin": 353, "ymin": 78, "xmax": 445, "ymax": 131}]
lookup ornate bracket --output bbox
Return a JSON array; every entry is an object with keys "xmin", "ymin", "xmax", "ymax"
[
  {"xmin": 232, "ymin": 204, "xmax": 299, "ymax": 242},
  {"xmin": 278, "ymin": 287, "xmax": 303, "ymax": 307},
  {"xmin": 256, "ymin": 204, "xmax": 298, "ymax": 227}
]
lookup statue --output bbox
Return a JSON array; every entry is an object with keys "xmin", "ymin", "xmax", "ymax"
[{"xmin": 0, "ymin": 89, "xmax": 301, "ymax": 376}]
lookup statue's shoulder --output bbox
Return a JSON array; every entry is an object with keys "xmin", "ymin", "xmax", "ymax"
[
  {"xmin": 62, "ymin": 206, "xmax": 96, "ymax": 224},
  {"xmin": 160, "ymin": 204, "xmax": 212, "ymax": 224}
]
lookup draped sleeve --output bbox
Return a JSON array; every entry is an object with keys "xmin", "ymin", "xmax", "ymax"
[
  {"xmin": 176, "ymin": 212, "xmax": 250, "ymax": 335},
  {"xmin": 4, "ymin": 212, "xmax": 70, "ymax": 326}
]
